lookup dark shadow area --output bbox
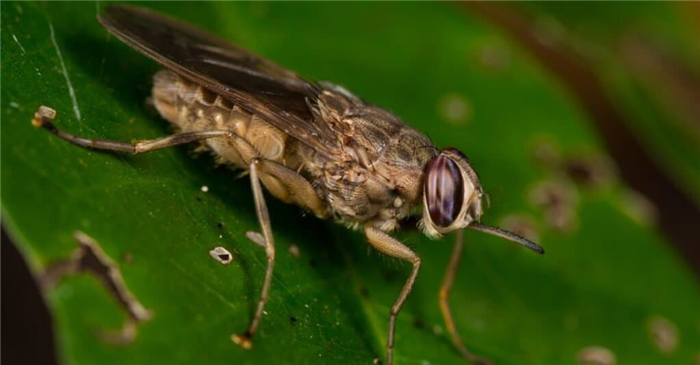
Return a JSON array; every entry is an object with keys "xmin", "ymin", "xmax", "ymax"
[{"xmin": 1, "ymin": 228, "xmax": 58, "ymax": 365}]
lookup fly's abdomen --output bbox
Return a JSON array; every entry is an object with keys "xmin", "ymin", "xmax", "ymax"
[{"xmin": 152, "ymin": 70, "xmax": 288, "ymax": 167}]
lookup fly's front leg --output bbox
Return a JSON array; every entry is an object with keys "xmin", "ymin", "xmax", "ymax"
[
  {"xmin": 32, "ymin": 106, "xmax": 235, "ymax": 153},
  {"xmin": 254, "ymin": 159, "xmax": 326, "ymax": 218},
  {"xmin": 231, "ymin": 158, "xmax": 275, "ymax": 349},
  {"xmin": 440, "ymin": 230, "xmax": 491, "ymax": 365},
  {"xmin": 364, "ymin": 227, "xmax": 421, "ymax": 365}
]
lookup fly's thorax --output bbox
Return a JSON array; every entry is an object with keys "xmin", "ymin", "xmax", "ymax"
[
  {"xmin": 152, "ymin": 70, "xmax": 288, "ymax": 165},
  {"xmin": 321, "ymin": 163, "xmax": 421, "ymax": 231},
  {"xmin": 306, "ymin": 89, "xmax": 438, "ymax": 230}
]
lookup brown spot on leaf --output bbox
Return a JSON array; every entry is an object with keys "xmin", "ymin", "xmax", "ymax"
[
  {"xmin": 477, "ymin": 41, "xmax": 511, "ymax": 72},
  {"xmin": 531, "ymin": 137, "xmax": 617, "ymax": 190},
  {"xmin": 529, "ymin": 179, "xmax": 579, "ymax": 233},
  {"xmin": 577, "ymin": 346, "xmax": 617, "ymax": 365},
  {"xmin": 562, "ymin": 153, "xmax": 617, "ymax": 189},
  {"xmin": 39, "ymin": 231, "xmax": 152, "ymax": 344},
  {"xmin": 647, "ymin": 316, "xmax": 680, "ymax": 355},
  {"xmin": 530, "ymin": 137, "xmax": 561, "ymax": 168},
  {"xmin": 437, "ymin": 93, "xmax": 472, "ymax": 126}
]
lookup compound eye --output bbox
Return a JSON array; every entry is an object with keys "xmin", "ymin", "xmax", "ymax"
[{"xmin": 424, "ymin": 154, "xmax": 464, "ymax": 228}]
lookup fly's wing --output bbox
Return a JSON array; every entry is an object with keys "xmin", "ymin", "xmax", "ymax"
[{"xmin": 98, "ymin": 5, "xmax": 340, "ymax": 156}]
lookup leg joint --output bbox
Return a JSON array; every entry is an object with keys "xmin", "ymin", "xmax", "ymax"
[{"xmin": 413, "ymin": 257, "xmax": 422, "ymax": 267}]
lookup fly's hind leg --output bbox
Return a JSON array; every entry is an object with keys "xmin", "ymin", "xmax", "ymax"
[
  {"xmin": 32, "ymin": 106, "xmax": 236, "ymax": 153},
  {"xmin": 364, "ymin": 227, "xmax": 422, "ymax": 365},
  {"xmin": 32, "ymin": 105, "xmax": 277, "ymax": 349},
  {"xmin": 440, "ymin": 230, "xmax": 491, "ymax": 365}
]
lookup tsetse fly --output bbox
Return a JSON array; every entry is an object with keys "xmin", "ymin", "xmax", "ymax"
[{"xmin": 32, "ymin": 5, "xmax": 544, "ymax": 365}]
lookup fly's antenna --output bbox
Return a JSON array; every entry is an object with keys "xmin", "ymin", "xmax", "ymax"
[{"xmin": 468, "ymin": 222, "xmax": 545, "ymax": 254}]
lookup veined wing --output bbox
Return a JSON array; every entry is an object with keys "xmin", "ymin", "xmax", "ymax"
[{"xmin": 98, "ymin": 5, "xmax": 340, "ymax": 156}]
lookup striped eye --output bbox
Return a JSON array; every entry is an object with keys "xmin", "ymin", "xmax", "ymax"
[{"xmin": 424, "ymin": 153, "xmax": 464, "ymax": 228}]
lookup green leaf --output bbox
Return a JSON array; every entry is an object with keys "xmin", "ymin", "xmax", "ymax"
[
  {"xmin": 516, "ymin": 1, "xmax": 700, "ymax": 203},
  {"xmin": 2, "ymin": 2, "xmax": 698, "ymax": 365}
]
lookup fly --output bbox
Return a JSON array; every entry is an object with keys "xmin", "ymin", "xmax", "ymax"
[{"xmin": 32, "ymin": 5, "xmax": 544, "ymax": 365}]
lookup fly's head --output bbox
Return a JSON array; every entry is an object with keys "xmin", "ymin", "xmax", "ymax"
[{"xmin": 420, "ymin": 147, "xmax": 484, "ymax": 238}]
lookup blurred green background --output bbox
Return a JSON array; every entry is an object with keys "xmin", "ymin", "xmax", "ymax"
[{"xmin": 2, "ymin": 2, "xmax": 699, "ymax": 365}]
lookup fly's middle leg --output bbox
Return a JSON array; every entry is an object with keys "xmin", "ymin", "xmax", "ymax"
[
  {"xmin": 233, "ymin": 160, "xmax": 327, "ymax": 347},
  {"xmin": 364, "ymin": 227, "xmax": 422, "ymax": 365},
  {"xmin": 231, "ymin": 158, "xmax": 276, "ymax": 349}
]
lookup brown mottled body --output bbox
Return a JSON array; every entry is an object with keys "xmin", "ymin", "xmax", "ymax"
[
  {"xmin": 153, "ymin": 70, "xmax": 436, "ymax": 232},
  {"xmin": 34, "ymin": 6, "xmax": 544, "ymax": 365}
]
